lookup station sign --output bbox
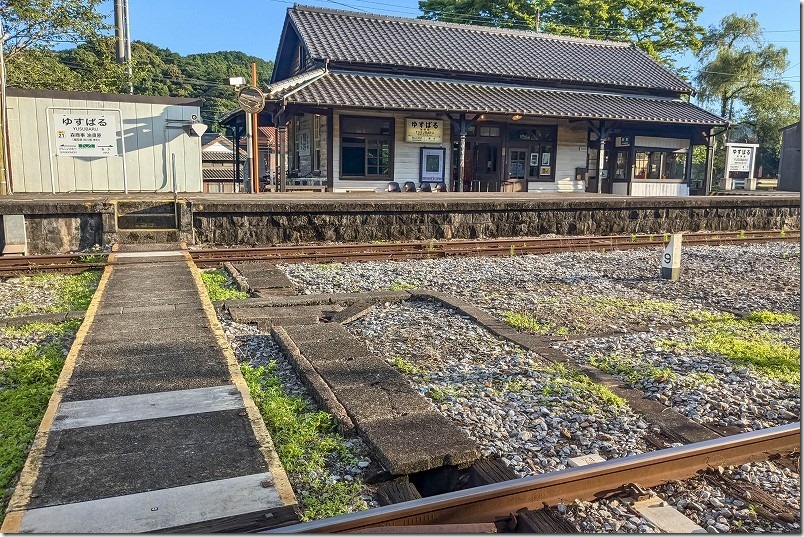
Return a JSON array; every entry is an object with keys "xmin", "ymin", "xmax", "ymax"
[
  {"xmin": 54, "ymin": 114, "xmax": 118, "ymax": 157},
  {"xmin": 406, "ymin": 119, "xmax": 443, "ymax": 143},
  {"xmin": 727, "ymin": 146, "xmax": 753, "ymax": 172}
]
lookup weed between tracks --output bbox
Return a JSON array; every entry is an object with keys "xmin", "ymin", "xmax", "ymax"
[
  {"xmin": 0, "ymin": 320, "xmax": 81, "ymax": 525},
  {"xmin": 240, "ymin": 362, "xmax": 368, "ymax": 521},
  {"xmin": 663, "ymin": 311, "xmax": 801, "ymax": 384},
  {"xmin": 8, "ymin": 272, "xmax": 100, "ymax": 317},
  {"xmin": 588, "ymin": 310, "xmax": 800, "ymax": 395},
  {"xmin": 503, "ymin": 296, "xmax": 731, "ymax": 337},
  {"xmin": 200, "ymin": 269, "xmax": 249, "ymax": 301}
]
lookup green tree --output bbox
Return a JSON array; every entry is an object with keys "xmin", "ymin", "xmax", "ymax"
[
  {"xmin": 6, "ymin": 48, "xmax": 80, "ymax": 90},
  {"xmin": 694, "ymin": 14, "xmax": 788, "ymax": 120},
  {"xmin": 694, "ymin": 13, "xmax": 799, "ymax": 177},
  {"xmin": 418, "ymin": 0, "xmax": 704, "ymax": 64},
  {"xmin": 0, "ymin": 0, "xmax": 107, "ymax": 61}
]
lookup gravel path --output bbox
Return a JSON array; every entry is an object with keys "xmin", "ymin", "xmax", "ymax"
[{"xmin": 282, "ymin": 242, "xmax": 800, "ymax": 317}]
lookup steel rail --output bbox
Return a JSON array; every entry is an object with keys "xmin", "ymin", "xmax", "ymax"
[
  {"xmin": 191, "ymin": 231, "xmax": 798, "ymax": 266},
  {"xmin": 268, "ymin": 423, "xmax": 800, "ymax": 533}
]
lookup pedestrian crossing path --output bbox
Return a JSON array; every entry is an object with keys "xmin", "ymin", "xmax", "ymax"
[{"xmin": 1, "ymin": 244, "xmax": 297, "ymax": 533}]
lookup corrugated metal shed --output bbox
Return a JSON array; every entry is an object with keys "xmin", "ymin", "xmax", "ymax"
[{"xmin": 7, "ymin": 88, "xmax": 203, "ymax": 193}]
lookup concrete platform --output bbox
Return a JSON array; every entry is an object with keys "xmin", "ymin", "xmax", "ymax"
[
  {"xmin": 1, "ymin": 244, "xmax": 297, "ymax": 533},
  {"xmin": 0, "ymin": 192, "xmax": 797, "ymax": 253}
]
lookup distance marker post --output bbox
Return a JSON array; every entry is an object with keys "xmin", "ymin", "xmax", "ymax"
[{"xmin": 661, "ymin": 234, "xmax": 682, "ymax": 281}]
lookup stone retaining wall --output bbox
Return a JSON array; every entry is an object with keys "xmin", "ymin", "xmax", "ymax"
[
  {"xmin": 2, "ymin": 195, "xmax": 799, "ymax": 253},
  {"xmin": 191, "ymin": 197, "xmax": 801, "ymax": 246}
]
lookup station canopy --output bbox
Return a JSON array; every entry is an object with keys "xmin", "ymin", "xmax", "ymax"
[{"xmin": 264, "ymin": 69, "xmax": 728, "ymax": 126}]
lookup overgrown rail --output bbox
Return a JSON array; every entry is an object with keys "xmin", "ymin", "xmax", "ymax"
[{"xmin": 268, "ymin": 423, "xmax": 800, "ymax": 533}]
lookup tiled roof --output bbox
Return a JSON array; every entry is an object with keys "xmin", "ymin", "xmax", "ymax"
[
  {"xmin": 279, "ymin": 71, "xmax": 727, "ymax": 125},
  {"xmin": 288, "ymin": 5, "xmax": 694, "ymax": 94},
  {"xmin": 203, "ymin": 150, "xmax": 245, "ymax": 162},
  {"xmin": 203, "ymin": 168, "xmax": 237, "ymax": 180},
  {"xmin": 258, "ymin": 126, "xmax": 277, "ymax": 144}
]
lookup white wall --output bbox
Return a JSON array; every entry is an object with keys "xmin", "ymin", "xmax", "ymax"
[
  {"xmin": 631, "ymin": 182, "xmax": 689, "ymax": 196},
  {"xmin": 332, "ymin": 110, "xmax": 451, "ymax": 191},
  {"xmin": 8, "ymin": 93, "xmax": 202, "ymax": 193}
]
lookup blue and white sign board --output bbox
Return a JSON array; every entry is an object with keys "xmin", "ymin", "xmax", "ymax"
[{"xmin": 54, "ymin": 114, "xmax": 118, "ymax": 157}]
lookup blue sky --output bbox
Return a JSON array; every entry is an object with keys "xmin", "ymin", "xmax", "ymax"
[{"xmin": 108, "ymin": 0, "xmax": 801, "ymax": 103}]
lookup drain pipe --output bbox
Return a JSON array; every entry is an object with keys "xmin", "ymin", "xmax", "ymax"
[{"xmin": 172, "ymin": 153, "xmax": 179, "ymax": 229}]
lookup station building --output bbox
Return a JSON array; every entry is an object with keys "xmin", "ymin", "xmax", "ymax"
[{"xmin": 225, "ymin": 5, "xmax": 728, "ymax": 196}]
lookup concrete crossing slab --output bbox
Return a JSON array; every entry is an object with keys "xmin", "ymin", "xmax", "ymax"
[
  {"xmin": 52, "ymin": 384, "xmax": 244, "ymax": 430},
  {"xmin": 29, "ymin": 410, "xmax": 266, "ymax": 508},
  {"xmin": 63, "ymin": 367, "xmax": 232, "ymax": 402},
  {"xmin": 19, "ymin": 472, "xmax": 289, "ymax": 533}
]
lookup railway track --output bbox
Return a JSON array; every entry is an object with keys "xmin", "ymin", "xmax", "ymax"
[
  {"xmin": 269, "ymin": 423, "xmax": 800, "ymax": 533},
  {"xmin": 191, "ymin": 230, "xmax": 798, "ymax": 266},
  {"xmin": 0, "ymin": 253, "xmax": 106, "ymax": 276},
  {"xmin": 0, "ymin": 230, "xmax": 797, "ymax": 275}
]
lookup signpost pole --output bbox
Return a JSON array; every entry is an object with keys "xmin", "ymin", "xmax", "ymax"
[
  {"xmin": 251, "ymin": 62, "xmax": 259, "ymax": 194},
  {"xmin": 235, "ymin": 82, "xmax": 266, "ymax": 194},
  {"xmin": 245, "ymin": 112, "xmax": 253, "ymax": 193}
]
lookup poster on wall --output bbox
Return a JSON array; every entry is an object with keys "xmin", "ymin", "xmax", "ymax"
[
  {"xmin": 298, "ymin": 129, "xmax": 311, "ymax": 156},
  {"xmin": 406, "ymin": 119, "xmax": 443, "ymax": 143},
  {"xmin": 420, "ymin": 147, "xmax": 446, "ymax": 182},
  {"xmin": 54, "ymin": 114, "xmax": 118, "ymax": 157},
  {"xmin": 529, "ymin": 153, "xmax": 539, "ymax": 166}
]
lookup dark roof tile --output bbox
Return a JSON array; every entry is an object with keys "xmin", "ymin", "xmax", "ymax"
[
  {"xmin": 282, "ymin": 72, "xmax": 726, "ymax": 126},
  {"xmin": 289, "ymin": 5, "xmax": 693, "ymax": 94}
]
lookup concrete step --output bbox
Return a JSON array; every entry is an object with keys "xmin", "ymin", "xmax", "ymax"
[
  {"xmin": 117, "ymin": 200, "xmax": 176, "ymax": 215},
  {"xmin": 116, "ymin": 229, "xmax": 181, "ymax": 244},
  {"xmin": 117, "ymin": 213, "xmax": 177, "ymax": 230},
  {"xmin": 117, "ymin": 201, "xmax": 178, "ymax": 231}
]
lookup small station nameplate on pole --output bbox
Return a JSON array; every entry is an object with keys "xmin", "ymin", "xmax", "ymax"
[{"xmin": 661, "ymin": 233, "xmax": 682, "ymax": 281}]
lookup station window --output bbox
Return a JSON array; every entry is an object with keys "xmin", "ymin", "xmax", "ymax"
[
  {"xmin": 340, "ymin": 117, "xmax": 393, "ymax": 178},
  {"xmin": 633, "ymin": 149, "xmax": 687, "ymax": 180}
]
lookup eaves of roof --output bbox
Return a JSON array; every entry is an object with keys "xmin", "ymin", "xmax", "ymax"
[{"xmin": 279, "ymin": 71, "xmax": 727, "ymax": 126}]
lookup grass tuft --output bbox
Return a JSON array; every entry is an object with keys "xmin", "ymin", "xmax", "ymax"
[
  {"xmin": 240, "ymin": 361, "xmax": 367, "ymax": 521},
  {"xmin": 540, "ymin": 363, "xmax": 626, "ymax": 409},
  {"xmin": 0, "ymin": 322, "xmax": 78, "ymax": 524},
  {"xmin": 9, "ymin": 272, "xmax": 100, "ymax": 317},
  {"xmin": 389, "ymin": 356, "xmax": 423, "ymax": 376},
  {"xmin": 200, "ymin": 269, "xmax": 249, "ymax": 301}
]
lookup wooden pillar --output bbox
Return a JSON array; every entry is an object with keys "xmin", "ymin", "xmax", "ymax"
[
  {"xmin": 278, "ymin": 122, "xmax": 288, "ymax": 193},
  {"xmin": 458, "ymin": 113, "xmax": 467, "ymax": 193},
  {"xmin": 596, "ymin": 121, "xmax": 606, "ymax": 194},
  {"xmin": 326, "ymin": 108, "xmax": 334, "ymax": 192},
  {"xmin": 685, "ymin": 142, "xmax": 694, "ymax": 194},
  {"xmin": 232, "ymin": 127, "xmax": 241, "ymax": 192},
  {"xmin": 704, "ymin": 130, "xmax": 715, "ymax": 194}
]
